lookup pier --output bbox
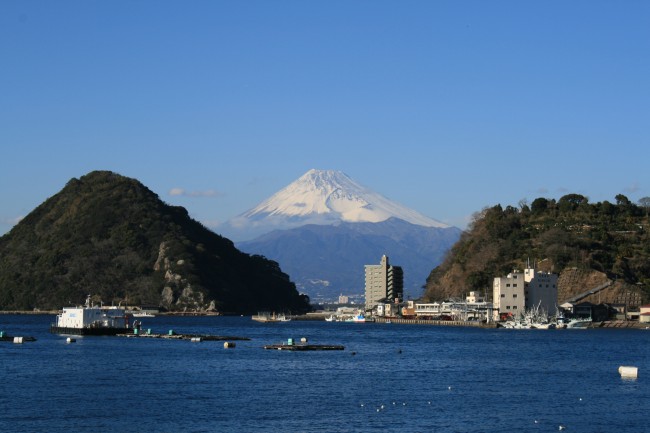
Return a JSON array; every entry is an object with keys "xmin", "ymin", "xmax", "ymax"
[
  {"xmin": 263, "ymin": 343, "xmax": 344, "ymax": 351},
  {"xmin": 117, "ymin": 332, "xmax": 250, "ymax": 341},
  {"xmin": 373, "ymin": 317, "xmax": 497, "ymax": 328}
]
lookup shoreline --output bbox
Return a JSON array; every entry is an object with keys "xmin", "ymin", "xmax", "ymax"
[{"xmin": 0, "ymin": 310, "xmax": 647, "ymax": 329}]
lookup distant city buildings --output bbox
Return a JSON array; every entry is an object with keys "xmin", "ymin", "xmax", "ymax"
[
  {"xmin": 493, "ymin": 266, "xmax": 558, "ymax": 320},
  {"xmin": 364, "ymin": 255, "xmax": 403, "ymax": 311},
  {"xmin": 338, "ymin": 294, "xmax": 349, "ymax": 304}
]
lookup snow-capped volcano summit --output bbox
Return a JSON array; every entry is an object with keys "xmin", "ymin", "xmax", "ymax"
[
  {"xmin": 221, "ymin": 169, "xmax": 448, "ymax": 241},
  {"xmin": 224, "ymin": 169, "xmax": 462, "ymax": 300}
]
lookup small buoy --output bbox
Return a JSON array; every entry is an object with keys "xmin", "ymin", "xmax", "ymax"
[
  {"xmin": 448, "ymin": 386, "xmax": 452, "ymax": 390},
  {"xmin": 534, "ymin": 420, "xmax": 538, "ymax": 424},
  {"xmin": 559, "ymin": 425, "xmax": 566, "ymax": 431},
  {"xmin": 66, "ymin": 337, "xmax": 76, "ymax": 343},
  {"xmin": 351, "ymin": 351, "xmax": 356, "ymax": 356},
  {"xmin": 300, "ymin": 337, "xmax": 308, "ymax": 343},
  {"xmin": 223, "ymin": 341, "xmax": 235, "ymax": 348},
  {"xmin": 397, "ymin": 349, "xmax": 402, "ymax": 354},
  {"xmin": 618, "ymin": 366, "xmax": 638, "ymax": 378}
]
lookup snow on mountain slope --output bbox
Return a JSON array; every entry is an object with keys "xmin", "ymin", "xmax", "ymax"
[{"xmin": 221, "ymin": 169, "xmax": 448, "ymax": 241}]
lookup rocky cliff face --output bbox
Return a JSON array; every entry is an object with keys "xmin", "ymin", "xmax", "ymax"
[{"xmin": 0, "ymin": 171, "xmax": 310, "ymax": 313}]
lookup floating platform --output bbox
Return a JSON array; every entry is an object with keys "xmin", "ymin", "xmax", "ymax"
[
  {"xmin": 117, "ymin": 332, "xmax": 250, "ymax": 341},
  {"xmin": 263, "ymin": 344, "xmax": 344, "ymax": 351},
  {"xmin": 51, "ymin": 326, "xmax": 126, "ymax": 336},
  {"xmin": 0, "ymin": 335, "xmax": 37, "ymax": 342}
]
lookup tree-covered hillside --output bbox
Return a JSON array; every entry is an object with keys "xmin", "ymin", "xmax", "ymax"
[
  {"xmin": 423, "ymin": 194, "xmax": 650, "ymax": 305},
  {"xmin": 0, "ymin": 171, "xmax": 310, "ymax": 313}
]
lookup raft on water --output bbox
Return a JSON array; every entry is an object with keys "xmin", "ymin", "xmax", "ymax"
[
  {"xmin": 117, "ymin": 332, "xmax": 250, "ymax": 341},
  {"xmin": 0, "ymin": 333, "xmax": 36, "ymax": 342},
  {"xmin": 263, "ymin": 343, "xmax": 344, "ymax": 351}
]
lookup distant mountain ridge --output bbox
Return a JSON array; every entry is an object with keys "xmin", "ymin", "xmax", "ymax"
[
  {"xmin": 238, "ymin": 218, "xmax": 461, "ymax": 300},
  {"xmin": 229, "ymin": 169, "xmax": 461, "ymax": 300},
  {"xmin": 219, "ymin": 169, "xmax": 449, "ymax": 242}
]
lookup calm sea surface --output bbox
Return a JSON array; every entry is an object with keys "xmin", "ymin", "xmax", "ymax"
[{"xmin": 0, "ymin": 314, "xmax": 648, "ymax": 433}]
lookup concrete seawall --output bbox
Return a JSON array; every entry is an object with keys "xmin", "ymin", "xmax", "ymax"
[{"xmin": 373, "ymin": 317, "xmax": 497, "ymax": 328}]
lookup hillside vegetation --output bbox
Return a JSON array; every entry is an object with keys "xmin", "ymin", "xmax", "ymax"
[
  {"xmin": 0, "ymin": 171, "xmax": 310, "ymax": 313},
  {"xmin": 423, "ymin": 194, "xmax": 650, "ymax": 306}
]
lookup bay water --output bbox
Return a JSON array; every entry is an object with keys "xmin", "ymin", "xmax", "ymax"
[{"xmin": 1, "ymin": 315, "xmax": 648, "ymax": 432}]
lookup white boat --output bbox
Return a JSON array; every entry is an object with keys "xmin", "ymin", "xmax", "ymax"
[
  {"xmin": 351, "ymin": 314, "xmax": 366, "ymax": 323},
  {"xmin": 324, "ymin": 315, "xmax": 335, "ymax": 322},
  {"xmin": 132, "ymin": 311, "xmax": 156, "ymax": 318},
  {"xmin": 564, "ymin": 318, "xmax": 591, "ymax": 329},
  {"xmin": 51, "ymin": 295, "xmax": 135, "ymax": 336},
  {"xmin": 252, "ymin": 312, "xmax": 291, "ymax": 322}
]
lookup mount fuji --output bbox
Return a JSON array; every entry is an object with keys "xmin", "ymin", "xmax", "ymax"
[{"xmin": 218, "ymin": 169, "xmax": 462, "ymax": 301}]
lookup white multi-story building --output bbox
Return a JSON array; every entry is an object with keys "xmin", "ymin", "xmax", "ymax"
[
  {"xmin": 524, "ymin": 267, "xmax": 558, "ymax": 315},
  {"xmin": 365, "ymin": 255, "xmax": 403, "ymax": 312},
  {"xmin": 493, "ymin": 267, "xmax": 558, "ymax": 319}
]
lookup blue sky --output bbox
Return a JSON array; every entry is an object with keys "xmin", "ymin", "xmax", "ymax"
[{"xmin": 1, "ymin": 1, "xmax": 649, "ymax": 236}]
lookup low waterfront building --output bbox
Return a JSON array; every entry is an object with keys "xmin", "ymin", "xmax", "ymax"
[
  {"xmin": 376, "ymin": 302, "xmax": 400, "ymax": 317},
  {"xmin": 410, "ymin": 300, "xmax": 493, "ymax": 321},
  {"xmin": 640, "ymin": 305, "xmax": 650, "ymax": 324},
  {"xmin": 466, "ymin": 291, "xmax": 485, "ymax": 303}
]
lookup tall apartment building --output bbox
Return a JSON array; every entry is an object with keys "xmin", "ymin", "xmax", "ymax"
[
  {"xmin": 493, "ymin": 266, "xmax": 558, "ymax": 319},
  {"xmin": 364, "ymin": 255, "xmax": 403, "ymax": 311}
]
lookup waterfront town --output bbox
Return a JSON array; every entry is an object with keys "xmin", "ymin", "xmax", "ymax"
[{"xmin": 326, "ymin": 255, "xmax": 650, "ymax": 328}]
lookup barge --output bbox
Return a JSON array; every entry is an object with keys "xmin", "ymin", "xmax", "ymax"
[{"xmin": 50, "ymin": 295, "xmax": 135, "ymax": 336}]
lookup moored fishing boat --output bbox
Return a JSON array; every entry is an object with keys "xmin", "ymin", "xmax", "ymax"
[
  {"xmin": 132, "ymin": 311, "xmax": 156, "ymax": 318},
  {"xmin": 251, "ymin": 312, "xmax": 291, "ymax": 322},
  {"xmin": 50, "ymin": 295, "xmax": 135, "ymax": 336}
]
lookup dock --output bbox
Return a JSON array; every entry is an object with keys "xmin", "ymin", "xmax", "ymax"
[
  {"xmin": 373, "ymin": 317, "xmax": 497, "ymax": 328},
  {"xmin": 0, "ymin": 335, "xmax": 37, "ymax": 342},
  {"xmin": 263, "ymin": 343, "xmax": 344, "ymax": 351},
  {"xmin": 117, "ymin": 332, "xmax": 250, "ymax": 341}
]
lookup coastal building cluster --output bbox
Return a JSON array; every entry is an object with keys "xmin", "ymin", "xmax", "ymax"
[
  {"xmin": 360, "ymin": 255, "xmax": 647, "ymax": 326},
  {"xmin": 362, "ymin": 255, "xmax": 557, "ymax": 323}
]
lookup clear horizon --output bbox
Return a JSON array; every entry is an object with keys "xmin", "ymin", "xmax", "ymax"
[{"xmin": 2, "ymin": 1, "xmax": 649, "ymax": 236}]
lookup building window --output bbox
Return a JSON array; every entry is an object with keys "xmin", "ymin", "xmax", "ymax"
[
  {"xmin": 513, "ymin": 284, "xmax": 517, "ymax": 287},
  {"xmin": 506, "ymin": 284, "xmax": 511, "ymax": 287},
  {"xmin": 513, "ymin": 306, "xmax": 518, "ymax": 309},
  {"xmin": 501, "ymin": 294, "xmax": 505, "ymax": 298},
  {"xmin": 506, "ymin": 306, "xmax": 510, "ymax": 310},
  {"xmin": 513, "ymin": 294, "xmax": 517, "ymax": 298}
]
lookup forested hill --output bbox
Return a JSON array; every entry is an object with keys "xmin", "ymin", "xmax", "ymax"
[
  {"xmin": 0, "ymin": 171, "xmax": 310, "ymax": 314},
  {"xmin": 423, "ymin": 194, "xmax": 650, "ymax": 306}
]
